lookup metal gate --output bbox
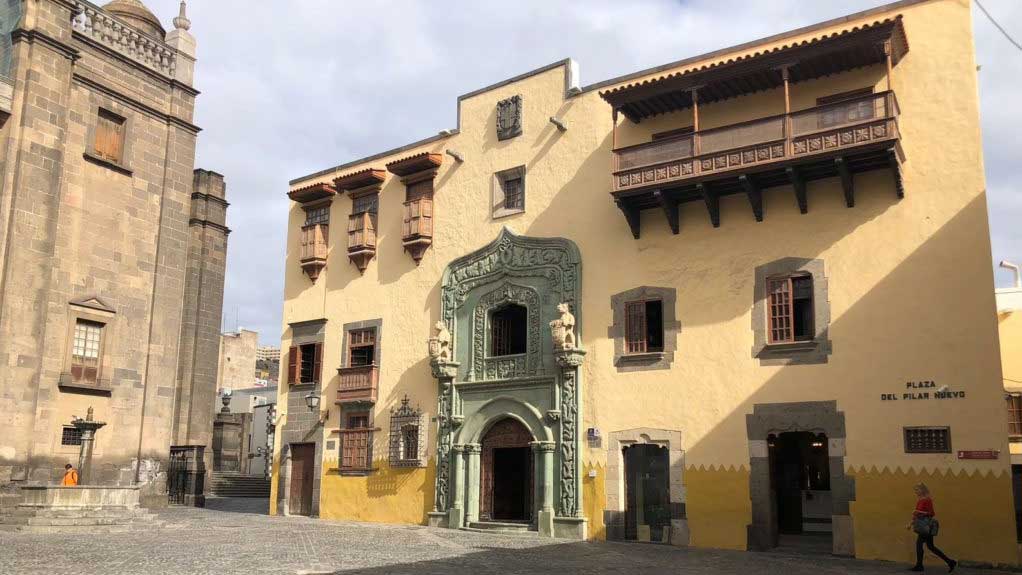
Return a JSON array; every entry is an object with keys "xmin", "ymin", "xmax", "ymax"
[{"xmin": 167, "ymin": 447, "xmax": 190, "ymax": 505}]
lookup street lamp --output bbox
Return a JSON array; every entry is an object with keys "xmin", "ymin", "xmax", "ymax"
[{"xmin": 304, "ymin": 392, "xmax": 320, "ymax": 411}]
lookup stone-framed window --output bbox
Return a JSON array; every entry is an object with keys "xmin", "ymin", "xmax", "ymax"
[
  {"xmin": 388, "ymin": 396, "xmax": 426, "ymax": 468},
  {"xmin": 340, "ymin": 319, "xmax": 383, "ymax": 368},
  {"xmin": 84, "ymin": 103, "xmax": 133, "ymax": 174},
  {"xmin": 751, "ymin": 257, "xmax": 831, "ymax": 365},
  {"xmin": 492, "ymin": 165, "xmax": 526, "ymax": 218},
  {"xmin": 609, "ymin": 286, "xmax": 680, "ymax": 372},
  {"xmin": 60, "ymin": 297, "xmax": 116, "ymax": 393},
  {"xmin": 286, "ymin": 319, "xmax": 326, "ymax": 386},
  {"xmin": 1008, "ymin": 394, "xmax": 1022, "ymax": 441}
]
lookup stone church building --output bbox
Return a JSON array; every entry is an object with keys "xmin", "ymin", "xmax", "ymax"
[
  {"xmin": 0, "ymin": 0, "xmax": 227, "ymax": 499},
  {"xmin": 277, "ymin": 0, "xmax": 1018, "ymax": 565}
]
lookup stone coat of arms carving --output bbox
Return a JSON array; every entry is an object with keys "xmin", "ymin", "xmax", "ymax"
[{"xmin": 496, "ymin": 95, "xmax": 523, "ymax": 141}]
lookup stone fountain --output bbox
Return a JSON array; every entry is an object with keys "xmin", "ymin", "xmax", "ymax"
[{"xmin": 0, "ymin": 408, "xmax": 162, "ymax": 532}]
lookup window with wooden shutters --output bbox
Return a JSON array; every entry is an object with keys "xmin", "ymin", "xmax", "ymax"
[
  {"xmin": 341, "ymin": 412, "xmax": 372, "ymax": 472},
  {"xmin": 291, "ymin": 343, "xmax": 322, "ymax": 385},
  {"xmin": 767, "ymin": 275, "xmax": 813, "ymax": 343},
  {"xmin": 71, "ymin": 319, "xmax": 103, "ymax": 384},
  {"xmin": 403, "ymin": 180, "xmax": 433, "ymax": 240},
  {"xmin": 1009, "ymin": 395, "xmax": 1022, "ymax": 439},
  {"xmin": 348, "ymin": 328, "xmax": 376, "ymax": 367},
  {"xmin": 624, "ymin": 300, "xmax": 664, "ymax": 354},
  {"xmin": 816, "ymin": 87, "xmax": 875, "ymax": 129},
  {"xmin": 348, "ymin": 194, "xmax": 378, "ymax": 251},
  {"xmin": 93, "ymin": 109, "xmax": 126, "ymax": 163}
]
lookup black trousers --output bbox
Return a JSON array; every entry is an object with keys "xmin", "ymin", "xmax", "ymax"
[{"xmin": 916, "ymin": 533, "xmax": 953, "ymax": 567}]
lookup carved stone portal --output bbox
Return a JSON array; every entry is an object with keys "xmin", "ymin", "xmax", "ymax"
[{"xmin": 497, "ymin": 95, "xmax": 523, "ymax": 141}]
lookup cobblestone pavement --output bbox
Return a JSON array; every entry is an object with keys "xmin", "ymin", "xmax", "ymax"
[{"xmin": 1, "ymin": 498, "xmax": 1015, "ymax": 575}]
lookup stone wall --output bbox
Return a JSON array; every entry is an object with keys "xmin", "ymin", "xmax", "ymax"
[
  {"xmin": 218, "ymin": 329, "xmax": 258, "ymax": 391},
  {"xmin": 0, "ymin": 0, "xmax": 225, "ymax": 494}
]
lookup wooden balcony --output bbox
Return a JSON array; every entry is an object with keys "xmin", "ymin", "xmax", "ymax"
[
  {"xmin": 401, "ymin": 197, "xmax": 433, "ymax": 264},
  {"xmin": 336, "ymin": 365, "xmax": 379, "ymax": 404},
  {"xmin": 299, "ymin": 223, "xmax": 329, "ymax": 281},
  {"xmin": 612, "ymin": 91, "xmax": 903, "ymax": 237},
  {"xmin": 347, "ymin": 212, "xmax": 377, "ymax": 273}
]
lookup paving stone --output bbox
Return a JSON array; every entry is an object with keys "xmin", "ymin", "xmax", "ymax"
[{"xmin": 0, "ymin": 498, "xmax": 1009, "ymax": 574}]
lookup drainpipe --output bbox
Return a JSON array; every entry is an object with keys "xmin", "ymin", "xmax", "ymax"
[{"xmin": 1001, "ymin": 261, "xmax": 1021, "ymax": 288}]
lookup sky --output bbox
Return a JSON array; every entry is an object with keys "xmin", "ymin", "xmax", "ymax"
[{"xmin": 140, "ymin": 0, "xmax": 1022, "ymax": 346}]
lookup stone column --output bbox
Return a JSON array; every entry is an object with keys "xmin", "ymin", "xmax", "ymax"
[
  {"xmin": 427, "ymin": 360, "xmax": 459, "ymax": 529},
  {"xmin": 464, "ymin": 443, "xmax": 481, "ymax": 524},
  {"xmin": 449, "ymin": 444, "xmax": 465, "ymax": 529},
  {"xmin": 533, "ymin": 441, "xmax": 556, "ymax": 537},
  {"xmin": 77, "ymin": 429, "xmax": 97, "ymax": 485},
  {"xmin": 553, "ymin": 348, "xmax": 588, "ymax": 540}
]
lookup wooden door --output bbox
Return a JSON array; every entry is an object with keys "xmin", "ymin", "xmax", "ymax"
[{"xmin": 290, "ymin": 443, "xmax": 315, "ymax": 516}]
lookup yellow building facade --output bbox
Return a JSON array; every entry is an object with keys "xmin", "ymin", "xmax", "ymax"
[{"xmin": 274, "ymin": 0, "xmax": 1018, "ymax": 565}]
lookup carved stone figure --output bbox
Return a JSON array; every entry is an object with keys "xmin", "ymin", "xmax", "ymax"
[
  {"xmin": 428, "ymin": 320, "xmax": 452, "ymax": 362},
  {"xmin": 549, "ymin": 302, "xmax": 576, "ymax": 350}
]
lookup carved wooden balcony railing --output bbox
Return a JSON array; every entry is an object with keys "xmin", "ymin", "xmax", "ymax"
[
  {"xmin": 299, "ymin": 223, "xmax": 329, "ymax": 281},
  {"xmin": 347, "ymin": 212, "xmax": 377, "ymax": 274},
  {"xmin": 336, "ymin": 365, "xmax": 379, "ymax": 404},
  {"xmin": 612, "ymin": 91, "xmax": 903, "ymax": 237},
  {"xmin": 401, "ymin": 197, "xmax": 433, "ymax": 264}
]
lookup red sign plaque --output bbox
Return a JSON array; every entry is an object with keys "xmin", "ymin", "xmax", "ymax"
[{"xmin": 957, "ymin": 450, "xmax": 999, "ymax": 460}]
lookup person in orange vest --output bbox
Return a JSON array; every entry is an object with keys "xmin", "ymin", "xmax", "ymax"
[{"xmin": 61, "ymin": 463, "xmax": 79, "ymax": 486}]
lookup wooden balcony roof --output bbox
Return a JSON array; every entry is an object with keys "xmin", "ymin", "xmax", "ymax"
[
  {"xmin": 333, "ymin": 168, "xmax": 386, "ymax": 193},
  {"xmin": 600, "ymin": 17, "xmax": 908, "ymax": 123},
  {"xmin": 288, "ymin": 182, "xmax": 336, "ymax": 203},
  {"xmin": 386, "ymin": 152, "xmax": 443, "ymax": 178}
]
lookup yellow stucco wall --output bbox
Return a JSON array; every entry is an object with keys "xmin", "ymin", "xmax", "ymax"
[
  {"xmin": 272, "ymin": 0, "xmax": 1016, "ymax": 563},
  {"xmin": 318, "ymin": 459, "xmax": 435, "ymax": 525}
]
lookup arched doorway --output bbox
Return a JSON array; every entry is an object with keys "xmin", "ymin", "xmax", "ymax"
[{"xmin": 480, "ymin": 418, "xmax": 534, "ymax": 522}]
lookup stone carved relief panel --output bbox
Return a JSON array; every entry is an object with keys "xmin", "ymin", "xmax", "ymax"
[{"xmin": 496, "ymin": 94, "xmax": 523, "ymax": 141}]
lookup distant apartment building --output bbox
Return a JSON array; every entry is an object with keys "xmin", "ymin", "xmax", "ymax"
[
  {"xmin": 218, "ymin": 330, "xmax": 259, "ymax": 391},
  {"xmin": 257, "ymin": 346, "xmax": 281, "ymax": 362}
]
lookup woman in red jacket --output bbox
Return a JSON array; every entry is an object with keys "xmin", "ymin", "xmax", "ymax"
[{"xmin": 907, "ymin": 483, "xmax": 956, "ymax": 572}]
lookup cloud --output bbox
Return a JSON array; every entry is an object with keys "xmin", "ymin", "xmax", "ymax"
[{"xmin": 141, "ymin": 0, "xmax": 1022, "ymax": 343}]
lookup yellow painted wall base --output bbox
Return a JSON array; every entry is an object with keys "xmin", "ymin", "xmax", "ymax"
[
  {"xmin": 583, "ymin": 462, "xmax": 607, "ymax": 540},
  {"xmin": 318, "ymin": 459, "xmax": 435, "ymax": 525},
  {"xmin": 685, "ymin": 465, "xmax": 752, "ymax": 550},
  {"xmin": 851, "ymin": 467, "xmax": 1019, "ymax": 567}
]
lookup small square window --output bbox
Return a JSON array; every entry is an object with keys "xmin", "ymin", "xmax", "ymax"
[
  {"xmin": 61, "ymin": 426, "xmax": 83, "ymax": 446},
  {"xmin": 904, "ymin": 427, "xmax": 951, "ymax": 454},
  {"xmin": 492, "ymin": 166, "xmax": 526, "ymax": 218},
  {"xmin": 348, "ymin": 328, "xmax": 376, "ymax": 367}
]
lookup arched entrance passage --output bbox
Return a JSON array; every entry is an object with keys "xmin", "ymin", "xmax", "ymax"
[{"xmin": 480, "ymin": 418, "xmax": 534, "ymax": 522}]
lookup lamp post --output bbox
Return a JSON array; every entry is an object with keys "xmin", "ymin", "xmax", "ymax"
[{"xmin": 304, "ymin": 392, "xmax": 327, "ymax": 423}]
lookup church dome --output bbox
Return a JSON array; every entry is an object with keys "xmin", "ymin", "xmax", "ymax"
[{"xmin": 102, "ymin": 0, "xmax": 166, "ymax": 39}]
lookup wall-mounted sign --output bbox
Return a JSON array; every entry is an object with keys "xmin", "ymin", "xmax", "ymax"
[
  {"xmin": 957, "ymin": 450, "xmax": 999, "ymax": 460},
  {"xmin": 880, "ymin": 381, "xmax": 966, "ymax": 401}
]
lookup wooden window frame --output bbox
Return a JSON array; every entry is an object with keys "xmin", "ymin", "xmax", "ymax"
[
  {"xmin": 287, "ymin": 342, "xmax": 323, "ymax": 385},
  {"xmin": 347, "ymin": 328, "xmax": 377, "ymax": 368},
  {"xmin": 816, "ymin": 87, "xmax": 876, "ymax": 129},
  {"xmin": 339, "ymin": 410, "xmax": 374, "ymax": 473},
  {"xmin": 492, "ymin": 165, "xmax": 526, "ymax": 219},
  {"xmin": 84, "ymin": 105, "xmax": 132, "ymax": 174},
  {"xmin": 652, "ymin": 126, "xmax": 694, "ymax": 142},
  {"xmin": 61, "ymin": 302, "xmax": 115, "ymax": 393},
  {"xmin": 623, "ymin": 299, "xmax": 664, "ymax": 355},
  {"xmin": 1008, "ymin": 395, "xmax": 1022, "ymax": 440},
  {"xmin": 766, "ymin": 274, "xmax": 814, "ymax": 344}
]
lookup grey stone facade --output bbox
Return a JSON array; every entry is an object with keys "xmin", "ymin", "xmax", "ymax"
[{"xmin": 0, "ymin": 0, "xmax": 226, "ymax": 497}]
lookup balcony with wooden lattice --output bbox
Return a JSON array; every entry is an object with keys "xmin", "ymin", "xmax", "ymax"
[
  {"xmin": 299, "ymin": 223, "xmax": 329, "ymax": 281},
  {"xmin": 401, "ymin": 197, "xmax": 433, "ymax": 263},
  {"xmin": 602, "ymin": 17, "xmax": 908, "ymax": 238},
  {"xmin": 336, "ymin": 364, "xmax": 379, "ymax": 404},
  {"xmin": 347, "ymin": 212, "xmax": 377, "ymax": 274},
  {"xmin": 387, "ymin": 152, "xmax": 442, "ymax": 265}
]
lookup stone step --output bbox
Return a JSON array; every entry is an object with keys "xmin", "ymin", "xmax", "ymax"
[
  {"xmin": 0, "ymin": 519, "xmax": 165, "ymax": 534},
  {"xmin": 10, "ymin": 507, "xmax": 152, "ymax": 519},
  {"xmin": 463, "ymin": 521, "xmax": 537, "ymax": 535},
  {"xmin": 459, "ymin": 526, "xmax": 541, "ymax": 537}
]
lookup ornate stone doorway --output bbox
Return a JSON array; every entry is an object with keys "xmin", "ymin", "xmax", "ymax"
[{"xmin": 480, "ymin": 418, "xmax": 534, "ymax": 522}]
